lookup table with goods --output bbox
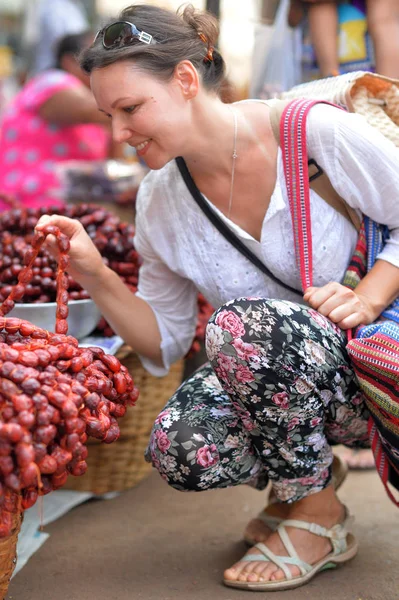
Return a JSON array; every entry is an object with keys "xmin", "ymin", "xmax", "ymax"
[{"xmin": 0, "ymin": 199, "xmax": 213, "ymax": 598}]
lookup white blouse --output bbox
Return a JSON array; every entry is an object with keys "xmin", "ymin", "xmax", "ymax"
[{"xmin": 134, "ymin": 103, "xmax": 399, "ymax": 376}]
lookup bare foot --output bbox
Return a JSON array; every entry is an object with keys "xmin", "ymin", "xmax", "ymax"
[
  {"xmin": 227, "ymin": 488, "xmax": 345, "ymax": 584},
  {"xmin": 340, "ymin": 448, "xmax": 374, "ymax": 470}
]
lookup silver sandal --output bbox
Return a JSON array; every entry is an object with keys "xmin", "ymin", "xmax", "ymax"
[
  {"xmin": 244, "ymin": 453, "xmax": 349, "ymax": 546},
  {"xmin": 226, "ymin": 508, "xmax": 358, "ymax": 592}
]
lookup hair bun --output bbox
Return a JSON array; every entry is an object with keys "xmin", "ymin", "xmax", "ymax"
[
  {"xmin": 81, "ymin": 3, "xmax": 226, "ymax": 95},
  {"xmin": 179, "ymin": 3, "xmax": 219, "ymax": 48}
]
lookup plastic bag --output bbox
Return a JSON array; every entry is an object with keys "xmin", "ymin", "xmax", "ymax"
[{"xmin": 250, "ymin": 0, "xmax": 302, "ymax": 99}]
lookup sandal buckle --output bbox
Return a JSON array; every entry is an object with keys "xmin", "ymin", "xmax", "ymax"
[{"xmin": 308, "ymin": 522, "xmax": 327, "ymax": 536}]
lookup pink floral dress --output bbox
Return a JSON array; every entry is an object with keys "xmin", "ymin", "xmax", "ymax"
[{"xmin": 0, "ymin": 69, "xmax": 109, "ymax": 210}]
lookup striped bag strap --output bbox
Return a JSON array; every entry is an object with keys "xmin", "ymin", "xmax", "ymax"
[
  {"xmin": 281, "ymin": 99, "xmax": 398, "ymax": 496},
  {"xmin": 368, "ymin": 419, "xmax": 399, "ymax": 506},
  {"xmin": 280, "ymin": 98, "xmax": 340, "ymax": 291}
]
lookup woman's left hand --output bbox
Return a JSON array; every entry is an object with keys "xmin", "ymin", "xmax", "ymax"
[{"xmin": 303, "ymin": 282, "xmax": 378, "ymax": 330}]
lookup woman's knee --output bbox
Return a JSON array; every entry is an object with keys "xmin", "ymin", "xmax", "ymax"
[
  {"xmin": 147, "ymin": 418, "xmax": 209, "ymax": 492},
  {"xmin": 206, "ymin": 297, "xmax": 301, "ymax": 360}
]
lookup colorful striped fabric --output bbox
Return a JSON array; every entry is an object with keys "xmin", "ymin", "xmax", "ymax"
[{"xmin": 281, "ymin": 98, "xmax": 399, "ymax": 506}]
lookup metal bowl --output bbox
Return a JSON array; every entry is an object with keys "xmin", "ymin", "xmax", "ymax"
[{"xmin": 10, "ymin": 299, "xmax": 101, "ymax": 340}]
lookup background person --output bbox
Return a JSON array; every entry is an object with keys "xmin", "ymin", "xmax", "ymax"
[
  {"xmin": 289, "ymin": 0, "xmax": 399, "ymax": 78},
  {"xmin": 23, "ymin": 0, "xmax": 89, "ymax": 76},
  {"xmin": 0, "ymin": 32, "xmax": 116, "ymax": 211}
]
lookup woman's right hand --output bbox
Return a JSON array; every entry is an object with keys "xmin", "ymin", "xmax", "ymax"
[{"xmin": 35, "ymin": 214, "xmax": 106, "ymax": 285}]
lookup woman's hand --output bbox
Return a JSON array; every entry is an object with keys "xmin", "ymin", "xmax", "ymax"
[
  {"xmin": 303, "ymin": 282, "xmax": 379, "ymax": 330},
  {"xmin": 35, "ymin": 215, "xmax": 106, "ymax": 285}
]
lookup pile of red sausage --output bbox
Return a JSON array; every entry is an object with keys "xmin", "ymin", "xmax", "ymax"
[
  {"xmin": 0, "ymin": 204, "xmax": 215, "ymax": 537},
  {"xmin": 0, "ymin": 224, "xmax": 138, "ymax": 537}
]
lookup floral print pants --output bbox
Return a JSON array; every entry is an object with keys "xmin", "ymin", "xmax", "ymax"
[{"xmin": 145, "ymin": 298, "xmax": 370, "ymax": 503}]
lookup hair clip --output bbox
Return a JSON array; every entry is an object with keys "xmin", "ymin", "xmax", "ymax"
[
  {"xmin": 204, "ymin": 46, "xmax": 214, "ymax": 63},
  {"xmin": 198, "ymin": 32, "xmax": 213, "ymax": 63}
]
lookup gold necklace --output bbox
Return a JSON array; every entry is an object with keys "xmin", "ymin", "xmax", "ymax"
[{"xmin": 227, "ymin": 107, "xmax": 238, "ymax": 219}]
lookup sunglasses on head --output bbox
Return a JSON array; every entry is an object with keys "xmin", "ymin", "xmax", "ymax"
[{"xmin": 94, "ymin": 21, "xmax": 155, "ymax": 49}]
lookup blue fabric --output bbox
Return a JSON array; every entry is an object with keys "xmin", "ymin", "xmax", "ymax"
[
  {"xmin": 357, "ymin": 217, "xmax": 399, "ymax": 335},
  {"xmin": 351, "ymin": 217, "xmax": 399, "ymax": 502}
]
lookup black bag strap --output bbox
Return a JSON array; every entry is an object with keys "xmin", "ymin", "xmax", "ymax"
[{"xmin": 175, "ymin": 156, "xmax": 301, "ymax": 295}]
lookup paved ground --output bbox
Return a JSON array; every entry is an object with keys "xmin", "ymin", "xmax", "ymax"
[{"xmin": 8, "ymin": 459, "xmax": 399, "ymax": 600}]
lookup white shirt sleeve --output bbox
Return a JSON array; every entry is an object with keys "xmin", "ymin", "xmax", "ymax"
[
  {"xmin": 307, "ymin": 104, "xmax": 399, "ymax": 268},
  {"xmin": 133, "ymin": 185, "xmax": 199, "ymax": 376}
]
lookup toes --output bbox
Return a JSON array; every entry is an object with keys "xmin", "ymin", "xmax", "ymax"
[
  {"xmin": 223, "ymin": 567, "xmax": 241, "ymax": 582},
  {"xmin": 247, "ymin": 562, "xmax": 271, "ymax": 582},
  {"xmin": 247, "ymin": 562, "xmax": 286, "ymax": 583},
  {"xmin": 239, "ymin": 562, "xmax": 268, "ymax": 583},
  {"xmin": 224, "ymin": 560, "xmax": 252, "ymax": 582},
  {"xmin": 238, "ymin": 557, "xmax": 262, "ymax": 580},
  {"xmin": 224, "ymin": 552, "xmax": 266, "ymax": 583},
  {"xmin": 270, "ymin": 566, "xmax": 301, "ymax": 582},
  {"xmin": 225, "ymin": 560, "xmax": 302, "ymax": 585},
  {"xmin": 247, "ymin": 571, "xmax": 263, "ymax": 583},
  {"xmin": 225, "ymin": 559, "xmax": 279, "ymax": 584},
  {"xmin": 251, "ymin": 561, "xmax": 271, "ymax": 577},
  {"xmin": 270, "ymin": 568, "xmax": 287, "ymax": 582}
]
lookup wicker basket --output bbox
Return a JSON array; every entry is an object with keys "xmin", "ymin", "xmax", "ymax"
[
  {"xmin": 64, "ymin": 348, "xmax": 184, "ymax": 495},
  {"xmin": 0, "ymin": 510, "xmax": 22, "ymax": 600},
  {"xmin": 280, "ymin": 71, "xmax": 399, "ymax": 147}
]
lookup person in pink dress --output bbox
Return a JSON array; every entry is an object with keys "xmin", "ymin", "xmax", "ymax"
[{"xmin": 0, "ymin": 31, "xmax": 113, "ymax": 211}]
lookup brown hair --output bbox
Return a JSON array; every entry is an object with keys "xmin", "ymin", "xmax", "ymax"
[{"xmin": 80, "ymin": 3, "xmax": 226, "ymax": 93}]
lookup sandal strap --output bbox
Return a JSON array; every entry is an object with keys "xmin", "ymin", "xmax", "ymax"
[
  {"xmin": 239, "ymin": 509, "xmax": 354, "ymax": 583},
  {"xmin": 277, "ymin": 525, "xmax": 300, "ymax": 562},
  {"xmin": 280, "ymin": 510, "xmax": 353, "ymax": 555},
  {"xmin": 241, "ymin": 541, "xmax": 312, "ymax": 579},
  {"xmin": 255, "ymin": 543, "xmax": 296, "ymax": 580}
]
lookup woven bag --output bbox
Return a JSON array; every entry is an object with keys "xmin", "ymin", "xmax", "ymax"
[
  {"xmin": 279, "ymin": 98, "xmax": 399, "ymax": 506},
  {"xmin": 280, "ymin": 71, "xmax": 399, "ymax": 148}
]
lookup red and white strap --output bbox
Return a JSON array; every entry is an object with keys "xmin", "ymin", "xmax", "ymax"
[
  {"xmin": 280, "ymin": 99, "xmax": 399, "ymax": 503},
  {"xmin": 280, "ymin": 98, "xmax": 338, "ymax": 291}
]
